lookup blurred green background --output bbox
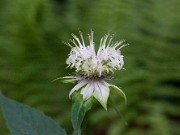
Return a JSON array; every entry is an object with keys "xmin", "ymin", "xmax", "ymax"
[{"xmin": 0, "ymin": 0, "xmax": 180, "ymax": 135}]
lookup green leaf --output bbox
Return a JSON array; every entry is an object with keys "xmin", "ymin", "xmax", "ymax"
[
  {"xmin": 71, "ymin": 94, "xmax": 83, "ymax": 135},
  {"xmin": 52, "ymin": 77, "xmax": 76, "ymax": 83},
  {"xmin": 71, "ymin": 92, "xmax": 93, "ymax": 135},
  {"xmin": 52, "ymin": 76, "xmax": 77, "ymax": 84},
  {"xmin": 0, "ymin": 92, "xmax": 67, "ymax": 135},
  {"xmin": 109, "ymin": 84, "xmax": 127, "ymax": 104}
]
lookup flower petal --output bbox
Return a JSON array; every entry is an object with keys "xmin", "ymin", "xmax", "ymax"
[
  {"xmin": 81, "ymin": 81, "xmax": 94, "ymax": 100},
  {"xmin": 93, "ymin": 81, "xmax": 110, "ymax": 110},
  {"xmin": 107, "ymin": 83, "xmax": 127, "ymax": 103},
  {"xmin": 69, "ymin": 80, "xmax": 87, "ymax": 98}
]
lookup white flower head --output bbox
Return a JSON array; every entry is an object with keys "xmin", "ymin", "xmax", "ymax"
[{"xmin": 63, "ymin": 30, "xmax": 127, "ymax": 110}]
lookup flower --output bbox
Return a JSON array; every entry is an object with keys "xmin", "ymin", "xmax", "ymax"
[{"xmin": 63, "ymin": 30, "xmax": 127, "ymax": 110}]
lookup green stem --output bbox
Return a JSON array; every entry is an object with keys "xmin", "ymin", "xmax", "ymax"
[{"xmin": 73, "ymin": 129, "xmax": 81, "ymax": 135}]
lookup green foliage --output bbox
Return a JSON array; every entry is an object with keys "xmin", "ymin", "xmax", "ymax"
[
  {"xmin": 109, "ymin": 84, "xmax": 127, "ymax": 104},
  {"xmin": 71, "ymin": 92, "xmax": 93, "ymax": 135},
  {"xmin": 0, "ymin": 0, "xmax": 72, "ymax": 134},
  {"xmin": 0, "ymin": 92, "xmax": 67, "ymax": 135},
  {"xmin": 0, "ymin": 0, "xmax": 180, "ymax": 135}
]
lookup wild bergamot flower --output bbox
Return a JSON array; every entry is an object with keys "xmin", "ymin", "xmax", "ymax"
[{"xmin": 62, "ymin": 30, "xmax": 127, "ymax": 110}]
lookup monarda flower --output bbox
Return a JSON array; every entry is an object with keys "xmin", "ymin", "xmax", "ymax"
[{"xmin": 62, "ymin": 31, "xmax": 127, "ymax": 110}]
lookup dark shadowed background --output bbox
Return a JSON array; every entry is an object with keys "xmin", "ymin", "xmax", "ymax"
[{"xmin": 0, "ymin": 0, "xmax": 180, "ymax": 135}]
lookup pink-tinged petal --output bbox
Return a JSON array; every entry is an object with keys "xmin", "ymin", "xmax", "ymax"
[
  {"xmin": 81, "ymin": 81, "xmax": 94, "ymax": 100},
  {"xmin": 93, "ymin": 81, "xmax": 110, "ymax": 110},
  {"xmin": 69, "ymin": 80, "xmax": 87, "ymax": 98}
]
